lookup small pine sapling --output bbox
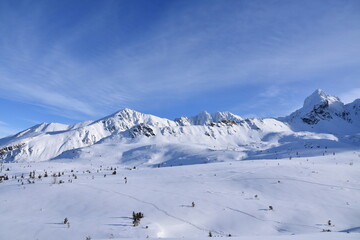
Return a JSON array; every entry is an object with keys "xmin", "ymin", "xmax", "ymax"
[{"xmin": 132, "ymin": 211, "xmax": 144, "ymax": 226}]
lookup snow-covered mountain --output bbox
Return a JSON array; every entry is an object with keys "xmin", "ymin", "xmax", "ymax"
[
  {"xmin": 176, "ymin": 111, "xmax": 243, "ymax": 126},
  {"xmin": 283, "ymin": 89, "xmax": 360, "ymax": 134},
  {"xmin": 0, "ymin": 89, "xmax": 359, "ymax": 163},
  {"xmin": 1, "ymin": 89, "xmax": 360, "ymax": 239}
]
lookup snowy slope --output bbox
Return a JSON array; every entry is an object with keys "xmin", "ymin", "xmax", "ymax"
[
  {"xmin": 0, "ymin": 110, "xmax": 292, "ymax": 162},
  {"xmin": 346, "ymin": 99, "xmax": 360, "ymax": 127},
  {"xmin": 0, "ymin": 151, "xmax": 359, "ymax": 239},
  {"xmin": 0, "ymin": 109, "xmax": 179, "ymax": 162}
]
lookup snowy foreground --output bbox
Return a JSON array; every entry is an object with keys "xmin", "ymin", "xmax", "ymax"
[{"xmin": 1, "ymin": 151, "xmax": 359, "ymax": 240}]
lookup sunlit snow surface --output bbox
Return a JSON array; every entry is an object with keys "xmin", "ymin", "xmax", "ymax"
[
  {"xmin": 0, "ymin": 90, "xmax": 359, "ymax": 239},
  {"xmin": 0, "ymin": 151, "xmax": 359, "ymax": 239}
]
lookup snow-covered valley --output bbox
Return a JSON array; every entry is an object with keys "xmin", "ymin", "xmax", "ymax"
[
  {"xmin": 0, "ymin": 89, "xmax": 359, "ymax": 239},
  {"xmin": 0, "ymin": 151, "xmax": 359, "ymax": 239}
]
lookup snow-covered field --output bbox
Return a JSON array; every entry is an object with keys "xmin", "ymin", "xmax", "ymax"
[
  {"xmin": 1, "ymin": 151, "xmax": 359, "ymax": 240},
  {"xmin": 1, "ymin": 89, "xmax": 359, "ymax": 239}
]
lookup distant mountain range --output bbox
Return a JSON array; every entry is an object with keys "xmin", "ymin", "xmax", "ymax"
[{"xmin": 0, "ymin": 89, "xmax": 359, "ymax": 164}]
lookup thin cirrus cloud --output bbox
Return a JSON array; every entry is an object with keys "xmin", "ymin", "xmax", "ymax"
[
  {"xmin": 0, "ymin": 0, "xmax": 359, "ymax": 122},
  {"xmin": 0, "ymin": 121, "xmax": 19, "ymax": 138},
  {"xmin": 340, "ymin": 88, "xmax": 360, "ymax": 104}
]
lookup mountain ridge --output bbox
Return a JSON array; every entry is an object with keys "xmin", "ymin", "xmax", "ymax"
[{"xmin": 0, "ymin": 89, "xmax": 359, "ymax": 163}]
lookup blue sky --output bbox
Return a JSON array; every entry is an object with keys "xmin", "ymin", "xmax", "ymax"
[{"xmin": 0, "ymin": 0, "xmax": 360, "ymax": 137}]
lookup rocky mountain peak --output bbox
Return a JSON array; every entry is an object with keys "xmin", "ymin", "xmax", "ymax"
[{"xmin": 303, "ymin": 89, "xmax": 343, "ymax": 112}]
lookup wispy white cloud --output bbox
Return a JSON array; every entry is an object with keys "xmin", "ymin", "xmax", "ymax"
[
  {"xmin": 0, "ymin": 0, "xmax": 359, "ymax": 120},
  {"xmin": 340, "ymin": 88, "xmax": 360, "ymax": 104},
  {"xmin": 0, "ymin": 122, "xmax": 19, "ymax": 138},
  {"xmin": 259, "ymin": 86, "xmax": 282, "ymax": 98}
]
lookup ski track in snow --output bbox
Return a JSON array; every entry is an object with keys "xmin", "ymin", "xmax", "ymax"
[
  {"xmin": 226, "ymin": 207, "xmax": 322, "ymax": 231},
  {"xmin": 75, "ymin": 182, "xmax": 226, "ymax": 236},
  {"xmin": 215, "ymin": 176, "xmax": 360, "ymax": 191},
  {"xmin": 0, "ymin": 152, "xmax": 359, "ymax": 239},
  {"xmin": 76, "ymin": 175, "xmax": 347, "ymax": 236}
]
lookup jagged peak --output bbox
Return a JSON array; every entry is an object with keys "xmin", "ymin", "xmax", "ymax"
[
  {"xmin": 120, "ymin": 107, "xmax": 137, "ymax": 113},
  {"xmin": 284, "ymin": 89, "xmax": 354, "ymax": 127},
  {"xmin": 94, "ymin": 107, "xmax": 177, "ymax": 132},
  {"xmin": 189, "ymin": 111, "xmax": 212, "ymax": 125},
  {"xmin": 189, "ymin": 111, "xmax": 242, "ymax": 125},
  {"xmin": 212, "ymin": 111, "xmax": 242, "ymax": 119},
  {"xmin": 97, "ymin": 108, "xmax": 145, "ymax": 122},
  {"xmin": 174, "ymin": 116, "xmax": 191, "ymax": 126},
  {"xmin": 196, "ymin": 110, "xmax": 211, "ymax": 117},
  {"xmin": 113, "ymin": 108, "xmax": 140, "ymax": 116},
  {"xmin": 303, "ymin": 89, "xmax": 342, "ymax": 109}
]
